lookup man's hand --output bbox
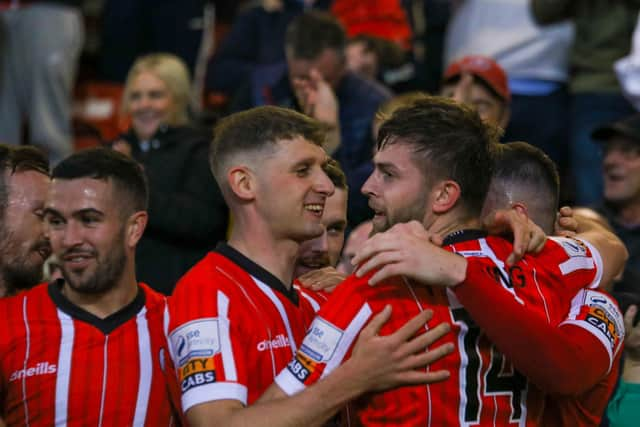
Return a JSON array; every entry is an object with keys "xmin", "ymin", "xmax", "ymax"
[
  {"xmin": 352, "ymin": 221, "xmax": 465, "ymax": 286},
  {"xmin": 292, "ymin": 69, "xmax": 339, "ymax": 125},
  {"xmin": 297, "ymin": 267, "xmax": 346, "ymax": 293},
  {"xmin": 483, "ymin": 208, "xmax": 547, "ymax": 265},
  {"xmin": 346, "ymin": 305, "xmax": 453, "ymax": 392},
  {"xmin": 554, "ymin": 206, "xmax": 579, "ymax": 237}
]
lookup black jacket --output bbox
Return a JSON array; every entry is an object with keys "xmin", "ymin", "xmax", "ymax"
[{"xmin": 121, "ymin": 125, "xmax": 228, "ymax": 295}]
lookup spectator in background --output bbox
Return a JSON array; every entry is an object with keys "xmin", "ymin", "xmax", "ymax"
[
  {"xmin": 0, "ymin": 0, "xmax": 83, "ymax": 165},
  {"xmin": 0, "ymin": 145, "xmax": 50, "ymax": 297},
  {"xmin": 232, "ymin": 11, "xmax": 391, "ymax": 231},
  {"xmin": 592, "ymin": 115, "xmax": 640, "ymax": 282},
  {"xmin": 532, "ymin": 0, "xmax": 640, "ymax": 206},
  {"xmin": 444, "ymin": 0, "xmax": 573, "ymax": 176},
  {"xmin": 113, "ymin": 53, "xmax": 228, "ymax": 295},
  {"xmin": 440, "ymin": 55, "xmax": 511, "ymax": 129},
  {"xmin": 206, "ymin": 0, "xmax": 330, "ymax": 98},
  {"xmin": 345, "ymin": 34, "xmax": 408, "ymax": 88}
]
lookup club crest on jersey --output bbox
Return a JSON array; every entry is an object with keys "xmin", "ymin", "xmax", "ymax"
[{"xmin": 170, "ymin": 319, "xmax": 220, "ymax": 392}]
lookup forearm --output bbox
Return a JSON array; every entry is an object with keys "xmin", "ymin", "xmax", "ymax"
[
  {"xmin": 454, "ymin": 259, "xmax": 609, "ymax": 395},
  {"xmin": 574, "ymin": 218, "xmax": 628, "ymax": 290},
  {"xmin": 198, "ymin": 362, "xmax": 365, "ymax": 427}
]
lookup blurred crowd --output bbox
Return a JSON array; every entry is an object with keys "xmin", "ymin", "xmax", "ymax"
[{"xmin": 2, "ymin": 1, "xmax": 640, "ymax": 426}]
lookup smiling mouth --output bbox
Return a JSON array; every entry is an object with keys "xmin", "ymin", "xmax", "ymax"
[{"xmin": 304, "ymin": 204, "xmax": 325, "ymax": 216}]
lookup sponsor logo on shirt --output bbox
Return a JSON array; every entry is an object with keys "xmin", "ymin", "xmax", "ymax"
[
  {"xmin": 578, "ymin": 290, "xmax": 624, "ymax": 351},
  {"xmin": 257, "ymin": 334, "xmax": 290, "ymax": 352},
  {"xmin": 558, "ymin": 237, "xmax": 588, "ymax": 258},
  {"xmin": 169, "ymin": 319, "xmax": 220, "ymax": 392},
  {"xmin": 9, "ymin": 362, "xmax": 57, "ymax": 382},
  {"xmin": 287, "ymin": 317, "xmax": 344, "ymax": 383}
]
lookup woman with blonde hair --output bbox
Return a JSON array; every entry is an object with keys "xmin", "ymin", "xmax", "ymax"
[{"xmin": 113, "ymin": 53, "xmax": 228, "ymax": 295}]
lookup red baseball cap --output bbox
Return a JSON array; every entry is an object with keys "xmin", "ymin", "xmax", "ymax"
[{"xmin": 444, "ymin": 55, "xmax": 511, "ymax": 103}]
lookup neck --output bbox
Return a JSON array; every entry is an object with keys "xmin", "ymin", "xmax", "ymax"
[
  {"xmin": 0, "ymin": 278, "xmax": 7, "ymax": 298},
  {"xmin": 61, "ymin": 261, "xmax": 139, "ymax": 319},
  {"xmin": 227, "ymin": 222, "xmax": 299, "ymax": 288},
  {"xmin": 425, "ymin": 212, "xmax": 483, "ymax": 238}
]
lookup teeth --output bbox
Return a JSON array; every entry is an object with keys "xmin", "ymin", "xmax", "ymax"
[{"xmin": 305, "ymin": 204, "xmax": 324, "ymax": 212}]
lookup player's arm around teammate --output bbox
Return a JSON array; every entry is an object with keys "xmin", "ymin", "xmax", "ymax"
[
  {"xmin": 352, "ymin": 217, "xmax": 627, "ymax": 395},
  {"xmin": 184, "ymin": 306, "xmax": 453, "ymax": 427}
]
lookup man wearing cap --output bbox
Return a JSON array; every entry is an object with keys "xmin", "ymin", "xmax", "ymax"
[
  {"xmin": 592, "ymin": 114, "xmax": 640, "ymax": 278},
  {"xmin": 440, "ymin": 55, "xmax": 511, "ymax": 129}
]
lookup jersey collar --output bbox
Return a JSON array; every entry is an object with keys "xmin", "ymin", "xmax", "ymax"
[
  {"xmin": 48, "ymin": 279, "xmax": 146, "ymax": 335},
  {"xmin": 443, "ymin": 229, "xmax": 487, "ymax": 246},
  {"xmin": 215, "ymin": 242, "xmax": 299, "ymax": 306}
]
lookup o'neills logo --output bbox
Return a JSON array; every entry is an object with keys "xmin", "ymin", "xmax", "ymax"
[
  {"xmin": 257, "ymin": 334, "xmax": 290, "ymax": 352},
  {"xmin": 9, "ymin": 362, "xmax": 57, "ymax": 382}
]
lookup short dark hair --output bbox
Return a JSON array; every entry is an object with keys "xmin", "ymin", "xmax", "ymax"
[
  {"xmin": 377, "ymin": 96, "xmax": 499, "ymax": 216},
  {"xmin": 325, "ymin": 158, "xmax": 347, "ymax": 191},
  {"xmin": 52, "ymin": 148, "xmax": 148, "ymax": 214},
  {"xmin": 0, "ymin": 144, "xmax": 49, "ymax": 220},
  {"xmin": 285, "ymin": 11, "xmax": 346, "ymax": 60},
  {"xmin": 491, "ymin": 141, "xmax": 560, "ymax": 233},
  {"xmin": 210, "ymin": 106, "xmax": 326, "ymax": 188}
]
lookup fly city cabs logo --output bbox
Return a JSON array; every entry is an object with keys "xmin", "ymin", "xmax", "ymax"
[{"xmin": 170, "ymin": 318, "xmax": 221, "ymax": 392}]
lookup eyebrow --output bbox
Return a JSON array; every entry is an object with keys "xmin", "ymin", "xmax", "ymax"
[
  {"xmin": 375, "ymin": 161, "xmax": 400, "ymax": 174},
  {"xmin": 43, "ymin": 207, "xmax": 104, "ymax": 217}
]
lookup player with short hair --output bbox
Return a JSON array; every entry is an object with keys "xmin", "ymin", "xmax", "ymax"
[
  {"xmin": 0, "ymin": 148, "xmax": 176, "ymax": 425},
  {"xmin": 275, "ymin": 96, "xmax": 626, "ymax": 425},
  {"xmin": 294, "ymin": 158, "xmax": 348, "ymax": 306},
  {"xmin": 168, "ymin": 106, "xmax": 454, "ymax": 427},
  {"xmin": 482, "ymin": 141, "xmax": 624, "ymax": 426},
  {"xmin": 0, "ymin": 144, "xmax": 51, "ymax": 297}
]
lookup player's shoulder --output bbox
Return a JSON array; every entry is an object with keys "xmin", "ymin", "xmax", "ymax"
[
  {"xmin": 173, "ymin": 251, "xmax": 242, "ymax": 297},
  {"xmin": 139, "ymin": 283, "xmax": 168, "ymax": 310},
  {"xmin": 329, "ymin": 272, "xmax": 376, "ymax": 299},
  {"xmin": 1, "ymin": 282, "xmax": 52, "ymax": 310},
  {"xmin": 450, "ymin": 235, "xmax": 514, "ymax": 261}
]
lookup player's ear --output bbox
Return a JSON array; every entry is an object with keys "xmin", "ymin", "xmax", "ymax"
[
  {"xmin": 511, "ymin": 202, "xmax": 529, "ymax": 218},
  {"xmin": 432, "ymin": 180, "xmax": 461, "ymax": 213},
  {"xmin": 228, "ymin": 165, "xmax": 256, "ymax": 201},
  {"xmin": 126, "ymin": 211, "xmax": 148, "ymax": 248}
]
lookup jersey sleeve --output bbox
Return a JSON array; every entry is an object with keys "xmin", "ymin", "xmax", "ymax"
[
  {"xmin": 168, "ymin": 275, "xmax": 248, "ymax": 412},
  {"xmin": 455, "ymin": 256, "xmax": 613, "ymax": 395},
  {"xmin": 541, "ymin": 236, "xmax": 604, "ymax": 292},
  {"xmin": 559, "ymin": 289, "xmax": 625, "ymax": 372},
  {"xmin": 275, "ymin": 278, "xmax": 372, "ymax": 396}
]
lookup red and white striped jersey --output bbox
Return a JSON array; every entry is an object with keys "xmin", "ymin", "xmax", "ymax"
[
  {"xmin": 542, "ymin": 288, "xmax": 624, "ymax": 427},
  {"xmin": 167, "ymin": 244, "xmax": 316, "ymax": 414},
  {"xmin": 293, "ymin": 280, "xmax": 330, "ymax": 313},
  {"xmin": 276, "ymin": 231, "xmax": 612, "ymax": 426},
  {"xmin": 0, "ymin": 281, "xmax": 176, "ymax": 426}
]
